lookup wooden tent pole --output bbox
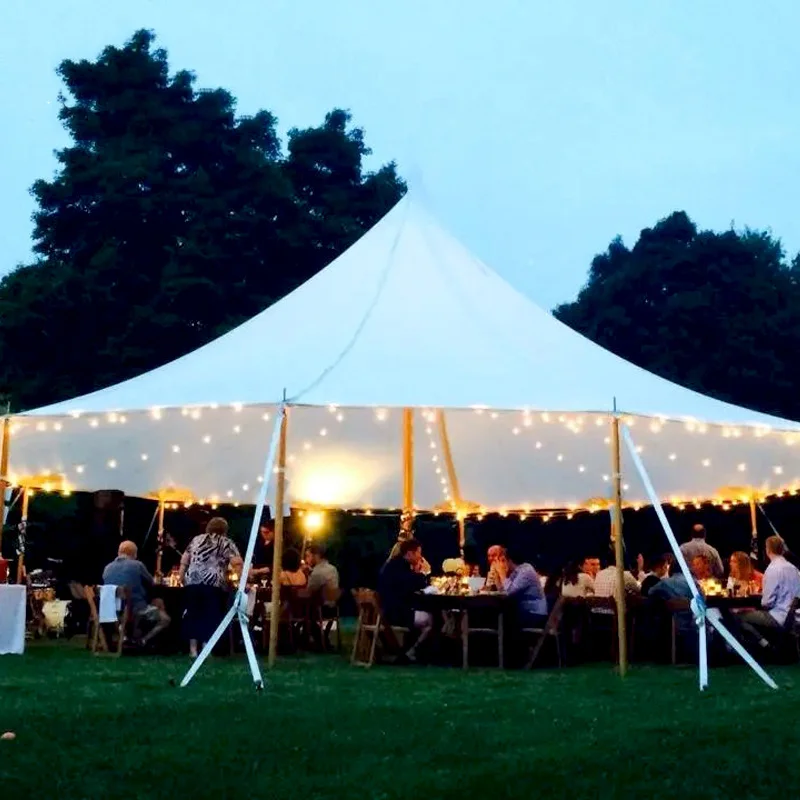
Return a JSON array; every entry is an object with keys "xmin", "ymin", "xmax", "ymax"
[
  {"xmin": 611, "ymin": 415, "xmax": 628, "ymax": 677},
  {"xmin": 0, "ymin": 416, "xmax": 9, "ymax": 549},
  {"xmin": 400, "ymin": 408, "xmax": 414, "ymax": 538},
  {"xmin": 155, "ymin": 498, "xmax": 166, "ymax": 578},
  {"xmin": 436, "ymin": 411, "xmax": 466, "ymax": 556},
  {"xmin": 17, "ymin": 487, "xmax": 29, "ymax": 584},
  {"xmin": 268, "ymin": 410, "xmax": 289, "ymax": 668},
  {"xmin": 749, "ymin": 492, "xmax": 758, "ymax": 558}
]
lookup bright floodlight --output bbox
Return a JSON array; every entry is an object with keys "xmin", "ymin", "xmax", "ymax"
[{"xmin": 303, "ymin": 511, "xmax": 325, "ymax": 533}]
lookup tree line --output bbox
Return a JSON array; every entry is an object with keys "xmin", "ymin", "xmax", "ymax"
[{"xmin": 2, "ymin": 29, "xmax": 799, "ymax": 425}]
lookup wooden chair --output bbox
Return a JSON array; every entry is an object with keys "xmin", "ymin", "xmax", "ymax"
[
  {"xmin": 781, "ymin": 597, "xmax": 800, "ymax": 661},
  {"xmin": 85, "ymin": 585, "xmax": 130, "ymax": 656},
  {"xmin": 350, "ymin": 589, "xmax": 408, "ymax": 668},
  {"xmin": 309, "ymin": 585, "xmax": 342, "ymax": 652},
  {"xmin": 664, "ymin": 598, "xmax": 691, "ymax": 665},
  {"xmin": 524, "ymin": 596, "xmax": 566, "ymax": 669},
  {"xmin": 258, "ymin": 585, "xmax": 308, "ymax": 652},
  {"xmin": 585, "ymin": 596, "xmax": 619, "ymax": 661}
]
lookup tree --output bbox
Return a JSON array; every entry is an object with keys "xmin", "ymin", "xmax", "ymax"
[
  {"xmin": 0, "ymin": 30, "xmax": 405, "ymax": 411},
  {"xmin": 555, "ymin": 212, "xmax": 800, "ymax": 420}
]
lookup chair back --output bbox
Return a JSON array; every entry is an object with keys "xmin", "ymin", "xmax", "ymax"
[
  {"xmin": 322, "ymin": 585, "xmax": 342, "ymax": 605},
  {"xmin": 784, "ymin": 597, "xmax": 800, "ymax": 631},
  {"xmin": 352, "ymin": 589, "xmax": 380, "ymax": 626}
]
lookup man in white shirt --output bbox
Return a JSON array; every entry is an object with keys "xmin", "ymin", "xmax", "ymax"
[
  {"xmin": 738, "ymin": 535, "xmax": 800, "ymax": 649},
  {"xmin": 594, "ymin": 561, "xmax": 640, "ymax": 600},
  {"xmin": 680, "ymin": 524, "xmax": 724, "ymax": 579}
]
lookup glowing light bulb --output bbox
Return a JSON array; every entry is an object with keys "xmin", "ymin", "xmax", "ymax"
[
  {"xmin": 262, "ymin": 412, "xmax": 270, "ymax": 421},
  {"xmin": 535, "ymin": 441, "xmax": 542, "ymax": 449},
  {"xmin": 89, "ymin": 419, "xmax": 99, "ymax": 428},
  {"xmin": 669, "ymin": 453, "xmax": 677, "ymax": 461},
  {"xmin": 54, "ymin": 422, "xmax": 63, "ymax": 432},
  {"xmin": 375, "ymin": 409, "xmax": 388, "ymax": 422},
  {"xmin": 76, "ymin": 465, "xmax": 85, "ymax": 474},
  {"xmin": 233, "ymin": 425, "xmax": 241, "ymax": 434},
  {"xmin": 172, "ymin": 445, "xmax": 180, "ymax": 453},
  {"xmin": 141, "ymin": 453, "xmax": 148, "ymax": 461},
  {"xmin": 36, "ymin": 422, "xmax": 47, "ymax": 432},
  {"xmin": 336, "ymin": 413, "xmax": 344, "ymax": 422},
  {"xmin": 774, "ymin": 466, "xmax": 784, "ymax": 475},
  {"xmin": 150, "ymin": 408, "xmax": 162, "ymax": 420},
  {"xmin": 232, "ymin": 403, "xmax": 243, "ymax": 412},
  {"xmin": 557, "ymin": 454, "xmax": 564, "ymax": 462},
  {"xmin": 512, "ymin": 427, "xmax": 520, "ymax": 435},
  {"xmin": 319, "ymin": 428, "xmax": 327, "ymax": 437},
  {"xmin": 107, "ymin": 459, "xmax": 117, "ymax": 469},
  {"xmin": 702, "ymin": 459, "xmax": 711, "ymax": 467},
  {"xmin": 737, "ymin": 463, "xmax": 747, "ymax": 472},
  {"xmin": 578, "ymin": 465, "xmax": 585, "ymax": 473},
  {"xmin": 190, "ymin": 409, "xmax": 201, "ymax": 420},
  {"xmin": 203, "ymin": 435, "xmax": 211, "ymax": 444}
]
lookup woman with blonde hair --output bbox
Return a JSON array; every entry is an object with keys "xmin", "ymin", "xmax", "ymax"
[
  {"xmin": 729, "ymin": 551, "xmax": 764, "ymax": 593},
  {"xmin": 180, "ymin": 517, "xmax": 241, "ymax": 657}
]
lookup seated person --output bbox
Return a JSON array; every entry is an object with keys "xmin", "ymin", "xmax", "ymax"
[
  {"xmin": 280, "ymin": 548, "xmax": 307, "ymax": 587},
  {"xmin": 103, "ymin": 541, "xmax": 170, "ymax": 646},
  {"xmin": 493, "ymin": 547, "xmax": 548, "ymax": 627},
  {"xmin": 649, "ymin": 561, "xmax": 696, "ymax": 658},
  {"xmin": 737, "ymin": 535, "xmax": 800, "ymax": 650},
  {"xmin": 561, "ymin": 560, "xmax": 595, "ymax": 598},
  {"xmin": 306, "ymin": 544, "xmax": 339, "ymax": 601},
  {"xmin": 594, "ymin": 557, "xmax": 640, "ymax": 600},
  {"xmin": 483, "ymin": 545, "xmax": 507, "ymax": 591},
  {"xmin": 691, "ymin": 554, "xmax": 712, "ymax": 583},
  {"xmin": 729, "ymin": 551, "xmax": 764, "ymax": 593},
  {"xmin": 640, "ymin": 554, "xmax": 673, "ymax": 595},
  {"xmin": 581, "ymin": 556, "xmax": 601, "ymax": 580},
  {"xmin": 377, "ymin": 538, "xmax": 432, "ymax": 661}
]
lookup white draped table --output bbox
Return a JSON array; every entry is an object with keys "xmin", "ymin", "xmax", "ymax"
[{"xmin": 0, "ymin": 585, "xmax": 26, "ymax": 654}]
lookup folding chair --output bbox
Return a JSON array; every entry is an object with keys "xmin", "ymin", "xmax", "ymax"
[
  {"xmin": 524, "ymin": 596, "xmax": 566, "ymax": 669},
  {"xmin": 780, "ymin": 597, "xmax": 800, "ymax": 661},
  {"xmin": 585, "ymin": 596, "xmax": 619, "ymax": 661},
  {"xmin": 350, "ymin": 589, "xmax": 408, "ymax": 668},
  {"xmin": 85, "ymin": 585, "xmax": 130, "ymax": 656},
  {"xmin": 310, "ymin": 585, "xmax": 343, "ymax": 652}
]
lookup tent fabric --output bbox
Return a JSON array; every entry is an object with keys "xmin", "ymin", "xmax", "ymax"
[
  {"xmin": 20, "ymin": 195, "xmax": 800, "ymax": 427},
  {"xmin": 7, "ymin": 195, "xmax": 800, "ymax": 510}
]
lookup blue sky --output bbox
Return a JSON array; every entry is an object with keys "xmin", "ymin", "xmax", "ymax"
[{"xmin": 1, "ymin": 0, "xmax": 798, "ymax": 309}]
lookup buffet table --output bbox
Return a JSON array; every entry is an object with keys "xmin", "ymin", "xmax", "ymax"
[{"xmin": 0, "ymin": 584, "xmax": 26, "ymax": 655}]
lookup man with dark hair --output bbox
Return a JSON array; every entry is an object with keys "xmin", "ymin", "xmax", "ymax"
[
  {"xmin": 250, "ymin": 521, "xmax": 275, "ymax": 580},
  {"xmin": 640, "ymin": 554, "xmax": 673, "ymax": 595},
  {"xmin": 306, "ymin": 544, "xmax": 339, "ymax": 597},
  {"xmin": 737, "ymin": 535, "xmax": 800, "ymax": 649},
  {"xmin": 680, "ymin": 524, "xmax": 723, "ymax": 578},
  {"xmin": 378, "ymin": 538, "xmax": 433, "ymax": 661}
]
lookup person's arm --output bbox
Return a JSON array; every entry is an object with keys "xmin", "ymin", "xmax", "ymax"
[
  {"xmin": 504, "ymin": 566, "xmax": 534, "ymax": 597},
  {"xmin": 140, "ymin": 563, "xmax": 155, "ymax": 587},
  {"xmin": 761, "ymin": 566, "xmax": 778, "ymax": 611}
]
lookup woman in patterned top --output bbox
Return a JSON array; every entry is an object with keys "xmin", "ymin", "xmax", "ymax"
[{"xmin": 180, "ymin": 517, "xmax": 241, "ymax": 657}]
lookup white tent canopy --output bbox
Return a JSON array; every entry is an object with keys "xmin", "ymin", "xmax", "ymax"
[{"xmin": 7, "ymin": 195, "xmax": 800, "ymax": 511}]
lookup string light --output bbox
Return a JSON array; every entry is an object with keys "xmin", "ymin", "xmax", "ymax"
[
  {"xmin": 203, "ymin": 435, "xmax": 211, "ymax": 444},
  {"xmin": 233, "ymin": 425, "xmax": 241, "ymax": 434},
  {"xmin": 89, "ymin": 419, "xmax": 99, "ymax": 428},
  {"xmin": 172, "ymin": 445, "xmax": 180, "ymax": 453},
  {"xmin": 141, "ymin": 454, "xmax": 148, "ymax": 461},
  {"xmin": 76, "ymin": 465, "xmax": 85, "ymax": 474},
  {"xmin": 107, "ymin": 460, "xmax": 117, "ymax": 469}
]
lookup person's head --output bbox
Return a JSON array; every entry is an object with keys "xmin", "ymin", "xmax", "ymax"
[
  {"xmin": 118, "ymin": 540, "xmax": 138, "ymax": 560},
  {"xmin": 692, "ymin": 523, "xmax": 707, "ymax": 540},
  {"xmin": 399, "ymin": 538, "xmax": 423, "ymax": 567},
  {"xmin": 487, "ymin": 545, "xmax": 506, "ymax": 564},
  {"xmin": 562, "ymin": 561, "xmax": 581, "ymax": 585},
  {"xmin": 259, "ymin": 521, "xmax": 274, "ymax": 543},
  {"xmin": 504, "ymin": 547, "xmax": 526, "ymax": 571},
  {"xmin": 206, "ymin": 517, "xmax": 229, "ymax": 537},
  {"xmin": 581, "ymin": 556, "xmax": 601, "ymax": 578},
  {"xmin": 305, "ymin": 543, "xmax": 327, "ymax": 567},
  {"xmin": 282, "ymin": 548, "xmax": 302, "ymax": 573},
  {"xmin": 690, "ymin": 554, "xmax": 712, "ymax": 581},
  {"xmin": 729, "ymin": 551, "xmax": 754, "ymax": 580},
  {"xmin": 766, "ymin": 535, "xmax": 787, "ymax": 561},
  {"xmin": 649, "ymin": 553, "xmax": 673, "ymax": 579}
]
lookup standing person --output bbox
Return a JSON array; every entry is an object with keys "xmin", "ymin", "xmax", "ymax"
[
  {"xmin": 680, "ymin": 524, "xmax": 724, "ymax": 579},
  {"xmin": 737, "ymin": 535, "xmax": 800, "ymax": 649},
  {"xmin": 250, "ymin": 521, "xmax": 275, "ymax": 581},
  {"xmin": 378, "ymin": 538, "xmax": 433, "ymax": 662},
  {"xmin": 180, "ymin": 517, "xmax": 241, "ymax": 658}
]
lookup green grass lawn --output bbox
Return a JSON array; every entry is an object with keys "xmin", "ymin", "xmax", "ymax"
[{"xmin": 1, "ymin": 641, "xmax": 799, "ymax": 799}]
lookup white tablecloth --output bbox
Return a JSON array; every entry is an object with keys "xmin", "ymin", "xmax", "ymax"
[{"xmin": 0, "ymin": 585, "xmax": 26, "ymax": 655}]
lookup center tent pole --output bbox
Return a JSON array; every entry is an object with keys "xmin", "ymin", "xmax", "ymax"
[
  {"xmin": 400, "ymin": 408, "xmax": 414, "ymax": 539},
  {"xmin": 155, "ymin": 498, "xmax": 166, "ymax": 578},
  {"xmin": 610, "ymin": 415, "xmax": 628, "ymax": 677},
  {"xmin": 436, "ymin": 410, "xmax": 466, "ymax": 556},
  {"xmin": 0, "ymin": 416, "xmax": 10, "ymax": 547},
  {"xmin": 268, "ymin": 409, "xmax": 289, "ymax": 668}
]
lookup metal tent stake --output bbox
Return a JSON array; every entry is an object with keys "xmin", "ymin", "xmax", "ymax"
[
  {"xmin": 181, "ymin": 402, "xmax": 287, "ymax": 689},
  {"xmin": 621, "ymin": 423, "xmax": 777, "ymax": 691}
]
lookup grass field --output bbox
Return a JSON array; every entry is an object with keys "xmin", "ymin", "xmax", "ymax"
[{"xmin": 1, "ymin": 642, "xmax": 799, "ymax": 799}]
